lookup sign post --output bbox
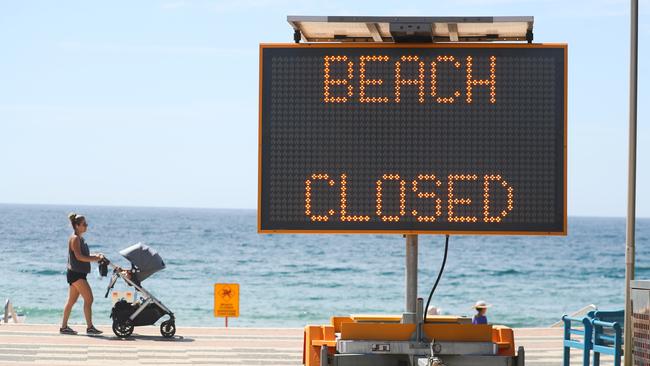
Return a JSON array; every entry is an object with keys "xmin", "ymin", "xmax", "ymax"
[
  {"xmin": 405, "ymin": 234, "xmax": 418, "ymax": 315},
  {"xmin": 624, "ymin": 0, "xmax": 639, "ymax": 364},
  {"xmin": 214, "ymin": 283, "xmax": 239, "ymax": 328}
]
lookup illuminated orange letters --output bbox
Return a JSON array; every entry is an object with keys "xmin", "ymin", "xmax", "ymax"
[
  {"xmin": 483, "ymin": 174, "xmax": 514, "ymax": 222},
  {"xmin": 466, "ymin": 55, "xmax": 496, "ymax": 104},
  {"xmin": 411, "ymin": 174, "xmax": 443, "ymax": 222},
  {"xmin": 323, "ymin": 56, "xmax": 354, "ymax": 103},
  {"xmin": 340, "ymin": 174, "xmax": 371, "ymax": 222},
  {"xmin": 323, "ymin": 54, "xmax": 497, "ymax": 104},
  {"xmin": 305, "ymin": 173, "xmax": 336, "ymax": 222},
  {"xmin": 447, "ymin": 174, "xmax": 479, "ymax": 223},
  {"xmin": 359, "ymin": 55, "xmax": 390, "ymax": 103},
  {"xmin": 395, "ymin": 56, "xmax": 425, "ymax": 103},
  {"xmin": 305, "ymin": 172, "xmax": 514, "ymax": 223},
  {"xmin": 431, "ymin": 55, "xmax": 462, "ymax": 104},
  {"xmin": 376, "ymin": 174, "xmax": 406, "ymax": 222}
]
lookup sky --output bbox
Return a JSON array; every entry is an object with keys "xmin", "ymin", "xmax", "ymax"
[{"xmin": 0, "ymin": 0, "xmax": 648, "ymax": 217}]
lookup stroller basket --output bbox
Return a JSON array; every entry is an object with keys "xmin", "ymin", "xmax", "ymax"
[{"xmin": 120, "ymin": 242, "xmax": 165, "ymax": 282}]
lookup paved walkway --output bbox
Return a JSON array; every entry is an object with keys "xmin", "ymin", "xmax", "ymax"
[
  {"xmin": 0, "ymin": 324, "xmax": 303, "ymax": 366},
  {"xmin": 514, "ymin": 328, "xmax": 615, "ymax": 365},
  {"xmin": 0, "ymin": 324, "xmax": 616, "ymax": 365}
]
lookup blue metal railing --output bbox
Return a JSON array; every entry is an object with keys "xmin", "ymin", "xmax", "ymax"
[
  {"xmin": 561, "ymin": 310, "xmax": 624, "ymax": 366},
  {"xmin": 592, "ymin": 309, "xmax": 624, "ymax": 366},
  {"xmin": 563, "ymin": 315, "xmax": 593, "ymax": 366}
]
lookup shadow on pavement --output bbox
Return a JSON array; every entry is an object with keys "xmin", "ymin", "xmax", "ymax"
[{"xmin": 107, "ymin": 334, "xmax": 194, "ymax": 342}]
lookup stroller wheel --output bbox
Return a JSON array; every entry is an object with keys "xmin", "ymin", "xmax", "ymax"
[
  {"xmin": 160, "ymin": 320, "xmax": 176, "ymax": 338},
  {"xmin": 112, "ymin": 321, "xmax": 134, "ymax": 338}
]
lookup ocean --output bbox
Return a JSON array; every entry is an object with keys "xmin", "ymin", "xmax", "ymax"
[{"xmin": 0, "ymin": 203, "xmax": 648, "ymax": 328}]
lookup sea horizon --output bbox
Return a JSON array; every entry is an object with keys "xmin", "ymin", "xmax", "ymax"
[{"xmin": 1, "ymin": 202, "xmax": 647, "ymax": 220}]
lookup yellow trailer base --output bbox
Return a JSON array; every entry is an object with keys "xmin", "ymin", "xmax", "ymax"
[{"xmin": 304, "ymin": 315, "xmax": 520, "ymax": 366}]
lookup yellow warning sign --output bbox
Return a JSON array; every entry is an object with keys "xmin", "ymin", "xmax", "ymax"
[{"xmin": 214, "ymin": 283, "xmax": 239, "ymax": 317}]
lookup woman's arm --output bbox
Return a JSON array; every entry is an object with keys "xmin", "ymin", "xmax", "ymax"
[{"xmin": 70, "ymin": 236, "xmax": 102, "ymax": 263}]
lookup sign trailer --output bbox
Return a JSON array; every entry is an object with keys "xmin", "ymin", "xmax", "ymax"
[{"xmin": 258, "ymin": 15, "xmax": 568, "ymax": 366}]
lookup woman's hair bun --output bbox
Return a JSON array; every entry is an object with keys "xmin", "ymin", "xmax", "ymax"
[{"xmin": 68, "ymin": 212, "xmax": 85, "ymax": 229}]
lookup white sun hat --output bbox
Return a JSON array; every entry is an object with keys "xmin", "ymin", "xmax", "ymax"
[
  {"xmin": 427, "ymin": 306, "xmax": 441, "ymax": 316},
  {"xmin": 473, "ymin": 300, "xmax": 492, "ymax": 309}
]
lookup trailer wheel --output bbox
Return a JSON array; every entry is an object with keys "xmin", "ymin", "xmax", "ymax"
[
  {"xmin": 160, "ymin": 320, "xmax": 176, "ymax": 338},
  {"xmin": 112, "ymin": 320, "xmax": 134, "ymax": 338}
]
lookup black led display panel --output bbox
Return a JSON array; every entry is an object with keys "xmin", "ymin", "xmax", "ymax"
[{"xmin": 259, "ymin": 44, "xmax": 567, "ymax": 235}]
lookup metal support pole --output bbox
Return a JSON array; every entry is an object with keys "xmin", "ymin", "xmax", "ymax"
[
  {"xmin": 406, "ymin": 234, "xmax": 418, "ymax": 314},
  {"xmin": 624, "ymin": 0, "xmax": 638, "ymax": 364},
  {"xmin": 416, "ymin": 297, "xmax": 424, "ymax": 342}
]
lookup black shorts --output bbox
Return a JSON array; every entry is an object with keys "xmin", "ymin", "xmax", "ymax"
[{"xmin": 66, "ymin": 270, "xmax": 88, "ymax": 285}]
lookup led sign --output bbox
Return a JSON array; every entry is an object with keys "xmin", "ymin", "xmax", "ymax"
[{"xmin": 259, "ymin": 44, "xmax": 567, "ymax": 234}]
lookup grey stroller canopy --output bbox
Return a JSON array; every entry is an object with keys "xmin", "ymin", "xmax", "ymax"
[{"xmin": 120, "ymin": 243, "xmax": 165, "ymax": 282}]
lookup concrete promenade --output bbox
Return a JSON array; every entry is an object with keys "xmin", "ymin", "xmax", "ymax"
[{"xmin": 0, "ymin": 324, "xmax": 615, "ymax": 365}]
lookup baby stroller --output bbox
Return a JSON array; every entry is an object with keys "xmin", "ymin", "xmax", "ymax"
[{"xmin": 103, "ymin": 243, "xmax": 176, "ymax": 338}]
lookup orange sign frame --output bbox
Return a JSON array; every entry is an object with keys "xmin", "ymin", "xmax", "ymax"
[{"xmin": 258, "ymin": 43, "xmax": 568, "ymax": 236}]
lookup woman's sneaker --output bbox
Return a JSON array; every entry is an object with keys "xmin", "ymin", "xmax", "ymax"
[
  {"xmin": 86, "ymin": 326, "xmax": 103, "ymax": 335},
  {"xmin": 59, "ymin": 326, "xmax": 77, "ymax": 335}
]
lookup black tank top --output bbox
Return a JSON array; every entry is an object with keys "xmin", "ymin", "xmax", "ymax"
[{"xmin": 67, "ymin": 236, "xmax": 91, "ymax": 274}]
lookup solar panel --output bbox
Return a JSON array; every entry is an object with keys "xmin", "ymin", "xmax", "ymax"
[{"xmin": 287, "ymin": 16, "xmax": 534, "ymax": 43}]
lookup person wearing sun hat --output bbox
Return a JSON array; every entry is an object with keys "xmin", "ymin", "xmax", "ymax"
[{"xmin": 472, "ymin": 300, "xmax": 491, "ymax": 325}]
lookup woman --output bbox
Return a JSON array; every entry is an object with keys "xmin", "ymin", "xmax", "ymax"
[
  {"xmin": 472, "ymin": 300, "xmax": 491, "ymax": 325},
  {"xmin": 60, "ymin": 212, "xmax": 104, "ymax": 335}
]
